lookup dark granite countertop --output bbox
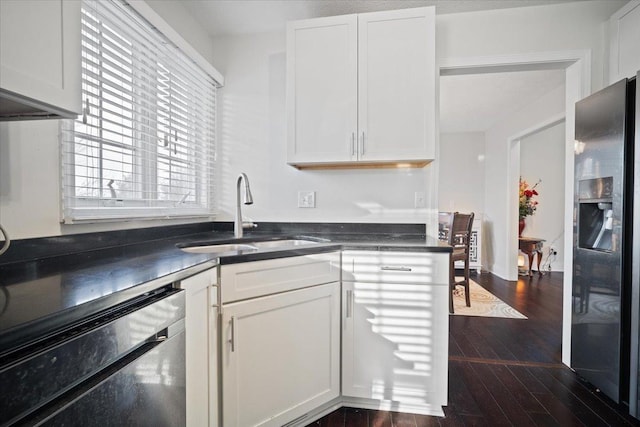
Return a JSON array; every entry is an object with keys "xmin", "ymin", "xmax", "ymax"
[
  {"xmin": 0, "ymin": 223, "xmax": 450, "ymax": 355},
  {"xmin": 324, "ymin": 234, "xmax": 449, "ymax": 252}
]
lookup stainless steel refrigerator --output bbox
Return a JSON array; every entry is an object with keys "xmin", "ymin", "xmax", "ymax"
[{"xmin": 572, "ymin": 71, "xmax": 639, "ymax": 419}]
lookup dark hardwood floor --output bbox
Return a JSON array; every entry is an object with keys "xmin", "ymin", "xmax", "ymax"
[{"xmin": 307, "ymin": 272, "xmax": 640, "ymax": 427}]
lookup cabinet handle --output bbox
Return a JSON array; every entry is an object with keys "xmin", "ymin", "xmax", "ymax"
[
  {"xmin": 346, "ymin": 290, "xmax": 353, "ymax": 318},
  {"xmin": 381, "ymin": 266, "xmax": 412, "ymax": 272},
  {"xmin": 360, "ymin": 132, "xmax": 365, "ymax": 155},
  {"xmin": 229, "ymin": 316, "xmax": 236, "ymax": 352},
  {"xmin": 351, "ymin": 132, "xmax": 356, "ymax": 156}
]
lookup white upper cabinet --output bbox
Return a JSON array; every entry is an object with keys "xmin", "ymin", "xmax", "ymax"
[
  {"xmin": 287, "ymin": 15, "xmax": 358, "ymax": 164},
  {"xmin": 286, "ymin": 7, "xmax": 436, "ymax": 169},
  {"xmin": 357, "ymin": 8, "xmax": 436, "ymax": 164},
  {"xmin": 609, "ymin": 1, "xmax": 640, "ymax": 83},
  {"xmin": 0, "ymin": 0, "xmax": 81, "ymax": 119}
]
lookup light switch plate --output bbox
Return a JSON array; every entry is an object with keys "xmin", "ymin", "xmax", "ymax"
[
  {"xmin": 298, "ymin": 191, "xmax": 316, "ymax": 208},
  {"xmin": 414, "ymin": 192, "xmax": 425, "ymax": 208}
]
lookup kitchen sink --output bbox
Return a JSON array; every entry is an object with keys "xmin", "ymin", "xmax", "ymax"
[
  {"xmin": 179, "ymin": 243, "xmax": 258, "ymax": 254},
  {"xmin": 251, "ymin": 239, "xmax": 319, "ymax": 248},
  {"xmin": 177, "ymin": 239, "xmax": 320, "ymax": 255}
]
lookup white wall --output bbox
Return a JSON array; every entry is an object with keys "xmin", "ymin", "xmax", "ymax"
[
  {"xmin": 0, "ymin": 1, "xmax": 219, "ymax": 240},
  {"xmin": 520, "ymin": 121, "xmax": 566, "ymax": 272},
  {"xmin": 438, "ymin": 132, "xmax": 485, "ymax": 214},
  {"xmin": 437, "ymin": 1, "xmax": 624, "ymax": 92},
  {"xmin": 0, "ymin": 0, "xmax": 625, "ymax": 241},
  {"xmin": 483, "ymin": 84, "xmax": 566, "ymax": 277},
  {"xmin": 437, "ymin": 1, "xmax": 624, "ymax": 279},
  {"xmin": 0, "ymin": 121, "xmax": 62, "ymax": 239},
  {"xmin": 212, "ymin": 32, "xmax": 435, "ymax": 226},
  {"xmin": 211, "ymin": 1, "xmax": 623, "ymax": 231},
  {"xmin": 143, "ymin": 0, "xmax": 218, "ymax": 70}
]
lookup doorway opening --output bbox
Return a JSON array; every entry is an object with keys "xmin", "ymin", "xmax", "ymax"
[
  {"xmin": 439, "ymin": 50, "xmax": 590, "ymax": 366},
  {"xmin": 516, "ymin": 117, "xmax": 566, "ymax": 275}
]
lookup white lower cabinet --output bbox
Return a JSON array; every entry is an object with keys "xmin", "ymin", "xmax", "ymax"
[
  {"xmin": 179, "ymin": 267, "xmax": 217, "ymax": 427},
  {"xmin": 221, "ymin": 282, "xmax": 340, "ymax": 427},
  {"xmin": 212, "ymin": 249, "xmax": 448, "ymax": 425},
  {"xmin": 341, "ymin": 250, "xmax": 449, "ymax": 416}
]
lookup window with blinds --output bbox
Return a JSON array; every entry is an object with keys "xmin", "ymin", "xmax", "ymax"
[{"xmin": 61, "ymin": 0, "xmax": 219, "ymax": 223}]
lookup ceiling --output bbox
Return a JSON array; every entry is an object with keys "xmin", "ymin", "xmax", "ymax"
[
  {"xmin": 440, "ymin": 69, "xmax": 566, "ymax": 133},
  {"xmin": 181, "ymin": 0, "xmax": 586, "ymax": 37}
]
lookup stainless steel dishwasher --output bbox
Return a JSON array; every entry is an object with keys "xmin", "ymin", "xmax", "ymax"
[{"xmin": 0, "ymin": 285, "xmax": 185, "ymax": 427}]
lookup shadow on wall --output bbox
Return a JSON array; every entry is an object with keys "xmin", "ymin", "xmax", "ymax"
[{"xmin": 482, "ymin": 219, "xmax": 494, "ymax": 272}]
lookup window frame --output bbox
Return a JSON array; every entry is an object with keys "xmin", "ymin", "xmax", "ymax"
[{"xmin": 61, "ymin": 0, "xmax": 222, "ymax": 224}]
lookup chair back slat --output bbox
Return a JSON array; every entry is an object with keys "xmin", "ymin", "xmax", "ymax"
[{"xmin": 447, "ymin": 212, "xmax": 475, "ymax": 250}]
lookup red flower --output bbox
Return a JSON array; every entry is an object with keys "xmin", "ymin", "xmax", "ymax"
[{"xmin": 519, "ymin": 177, "xmax": 542, "ymax": 219}]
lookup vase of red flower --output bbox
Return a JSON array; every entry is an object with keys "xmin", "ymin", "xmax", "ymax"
[{"xmin": 519, "ymin": 177, "xmax": 541, "ymax": 237}]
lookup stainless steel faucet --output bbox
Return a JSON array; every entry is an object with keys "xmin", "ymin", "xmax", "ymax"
[{"xmin": 235, "ymin": 173, "xmax": 255, "ymax": 238}]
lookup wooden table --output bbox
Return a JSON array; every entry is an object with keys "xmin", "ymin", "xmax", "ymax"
[{"xmin": 519, "ymin": 237, "xmax": 545, "ymax": 276}]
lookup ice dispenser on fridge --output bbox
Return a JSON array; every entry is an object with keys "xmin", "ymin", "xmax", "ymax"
[{"xmin": 577, "ymin": 177, "xmax": 614, "ymax": 252}]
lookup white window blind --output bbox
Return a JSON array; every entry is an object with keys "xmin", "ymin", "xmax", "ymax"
[{"xmin": 61, "ymin": 0, "xmax": 219, "ymax": 223}]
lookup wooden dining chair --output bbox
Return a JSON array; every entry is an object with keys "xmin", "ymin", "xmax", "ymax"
[{"xmin": 447, "ymin": 212, "xmax": 475, "ymax": 314}]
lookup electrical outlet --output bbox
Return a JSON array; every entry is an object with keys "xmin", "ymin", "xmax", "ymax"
[
  {"xmin": 550, "ymin": 247, "xmax": 558, "ymax": 256},
  {"xmin": 297, "ymin": 191, "xmax": 316, "ymax": 208},
  {"xmin": 414, "ymin": 192, "xmax": 425, "ymax": 208}
]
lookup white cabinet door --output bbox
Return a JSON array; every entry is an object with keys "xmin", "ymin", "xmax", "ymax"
[
  {"xmin": 341, "ymin": 281, "xmax": 449, "ymax": 411},
  {"xmin": 357, "ymin": 8, "xmax": 436, "ymax": 163},
  {"xmin": 287, "ymin": 15, "xmax": 358, "ymax": 165},
  {"xmin": 0, "ymin": 0, "xmax": 81, "ymax": 117},
  {"xmin": 221, "ymin": 282, "xmax": 340, "ymax": 427},
  {"xmin": 180, "ymin": 268, "xmax": 217, "ymax": 427},
  {"xmin": 609, "ymin": 1, "xmax": 640, "ymax": 83}
]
